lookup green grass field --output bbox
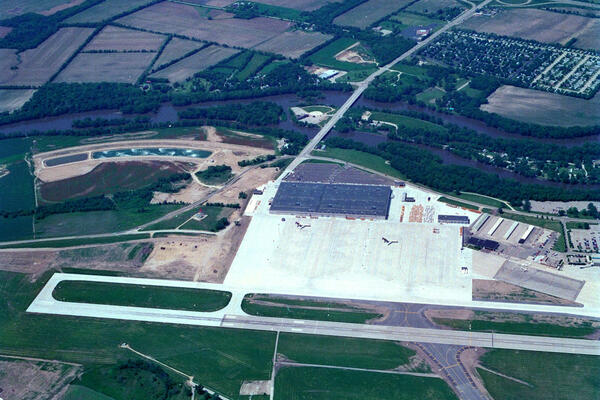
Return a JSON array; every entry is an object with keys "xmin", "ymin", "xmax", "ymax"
[
  {"xmin": 242, "ymin": 294, "xmax": 383, "ymax": 324},
  {"xmin": 307, "ymin": 37, "xmax": 373, "ymax": 71},
  {"xmin": 311, "ymin": 148, "xmax": 404, "ymax": 179},
  {"xmin": 390, "ymin": 63, "xmax": 430, "ymax": 78},
  {"xmin": 453, "ymin": 193, "xmax": 509, "ymax": 208},
  {"xmin": 432, "ymin": 317, "xmax": 597, "ymax": 338},
  {"xmin": 0, "ymin": 270, "xmax": 276, "ymax": 399},
  {"xmin": 236, "ymin": 53, "xmax": 271, "ymax": 81},
  {"xmin": 369, "ymin": 111, "xmax": 447, "ymax": 132},
  {"xmin": 478, "ymin": 350, "xmax": 600, "ymax": 400},
  {"xmin": 62, "ymin": 385, "xmax": 116, "ymax": 400},
  {"xmin": 34, "ymin": 205, "xmax": 182, "ymax": 239},
  {"xmin": 566, "ymin": 221, "xmax": 595, "ymax": 229},
  {"xmin": 141, "ymin": 207, "xmax": 200, "ymax": 231},
  {"xmin": 53, "ymin": 280, "xmax": 232, "ymax": 312},
  {"xmin": 179, "ymin": 206, "xmax": 234, "ymax": 232},
  {"xmin": 0, "ymin": 233, "xmax": 150, "ymax": 249},
  {"xmin": 278, "ymin": 333, "xmax": 415, "ymax": 370},
  {"xmin": 437, "ymin": 196, "xmax": 479, "ymax": 210},
  {"xmin": 416, "ymin": 87, "xmax": 445, "ymax": 104},
  {"xmin": 274, "ymin": 367, "xmax": 457, "ymax": 400},
  {"xmin": 336, "ymin": 67, "xmax": 379, "ymax": 83}
]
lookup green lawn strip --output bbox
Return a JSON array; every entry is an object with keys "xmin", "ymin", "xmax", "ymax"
[
  {"xmin": 242, "ymin": 300, "xmax": 382, "ymax": 324},
  {"xmin": 453, "ymin": 193, "xmax": 508, "ymax": 208},
  {"xmin": 179, "ymin": 206, "xmax": 234, "ymax": 232},
  {"xmin": 274, "ymin": 367, "xmax": 457, "ymax": 400},
  {"xmin": 478, "ymin": 350, "xmax": 600, "ymax": 400},
  {"xmin": 0, "ymin": 270, "xmax": 276, "ymax": 399},
  {"xmin": 0, "ymin": 234, "xmax": 150, "ymax": 249},
  {"xmin": 566, "ymin": 221, "xmax": 596, "ymax": 229},
  {"xmin": 278, "ymin": 333, "xmax": 414, "ymax": 370},
  {"xmin": 152, "ymin": 232, "xmax": 203, "ymax": 238},
  {"xmin": 502, "ymin": 212, "xmax": 566, "ymax": 252},
  {"xmin": 141, "ymin": 208, "xmax": 200, "ymax": 231},
  {"xmin": 431, "ymin": 318, "xmax": 596, "ymax": 339},
  {"xmin": 437, "ymin": 196, "xmax": 479, "ymax": 211},
  {"xmin": 369, "ymin": 111, "xmax": 447, "ymax": 132},
  {"xmin": 52, "ymin": 280, "xmax": 231, "ymax": 312},
  {"xmin": 302, "ymin": 159, "xmax": 344, "ymax": 166},
  {"xmin": 307, "ymin": 37, "xmax": 371, "ymax": 71},
  {"xmin": 245, "ymin": 294, "xmax": 368, "ymax": 310},
  {"xmin": 311, "ymin": 148, "xmax": 404, "ymax": 179}
]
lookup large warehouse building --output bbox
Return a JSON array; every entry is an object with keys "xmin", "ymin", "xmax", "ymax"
[{"xmin": 270, "ymin": 181, "xmax": 392, "ymax": 219}]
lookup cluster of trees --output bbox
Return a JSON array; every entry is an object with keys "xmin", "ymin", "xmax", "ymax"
[
  {"xmin": 238, "ymin": 154, "xmax": 276, "ymax": 166},
  {"xmin": 205, "ymin": 202, "xmax": 240, "ymax": 209},
  {"xmin": 179, "ymin": 102, "xmax": 283, "ymax": 126},
  {"xmin": 196, "ymin": 165, "xmax": 232, "ymax": 182},
  {"xmin": 561, "ymin": 203, "xmax": 599, "ymax": 219},
  {"xmin": 172, "ymin": 63, "xmax": 349, "ymax": 106},
  {"xmin": 214, "ymin": 217, "xmax": 230, "ymax": 232},
  {"xmin": 0, "ymin": 83, "xmax": 165, "ymax": 125},
  {"xmin": 323, "ymin": 136, "xmax": 600, "ymax": 203},
  {"xmin": 117, "ymin": 359, "xmax": 185, "ymax": 400}
]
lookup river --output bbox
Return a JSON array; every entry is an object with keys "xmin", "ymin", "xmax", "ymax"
[{"xmin": 0, "ymin": 91, "xmax": 597, "ymax": 189}]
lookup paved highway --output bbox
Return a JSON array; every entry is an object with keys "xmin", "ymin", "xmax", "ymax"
[{"xmin": 282, "ymin": 0, "xmax": 495, "ymax": 176}]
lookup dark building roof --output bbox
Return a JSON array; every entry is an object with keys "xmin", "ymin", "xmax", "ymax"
[
  {"xmin": 270, "ymin": 182, "xmax": 392, "ymax": 218},
  {"xmin": 438, "ymin": 215, "xmax": 471, "ymax": 224},
  {"xmin": 468, "ymin": 237, "xmax": 499, "ymax": 250}
]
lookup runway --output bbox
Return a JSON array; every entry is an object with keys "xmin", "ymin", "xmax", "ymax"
[{"xmin": 28, "ymin": 274, "xmax": 600, "ymax": 356}]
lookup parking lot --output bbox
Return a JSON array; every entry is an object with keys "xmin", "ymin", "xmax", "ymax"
[{"xmin": 570, "ymin": 226, "xmax": 600, "ymax": 253}]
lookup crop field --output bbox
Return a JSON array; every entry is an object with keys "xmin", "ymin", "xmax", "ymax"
[
  {"xmin": 65, "ymin": 0, "xmax": 156, "ymax": 23},
  {"xmin": 253, "ymin": 0, "xmax": 343, "ymax": 11},
  {"xmin": 460, "ymin": 8, "xmax": 599, "ymax": 49},
  {"xmin": 391, "ymin": 11, "xmax": 444, "ymax": 26},
  {"xmin": 152, "ymin": 38, "xmax": 205, "ymax": 71},
  {"xmin": 0, "ymin": 271, "xmax": 276, "ymax": 398},
  {"xmin": 0, "ymin": 0, "xmax": 77, "ymax": 16},
  {"xmin": 55, "ymin": 52, "xmax": 155, "ymax": 84},
  {"xmin": 118, "ymin": 3, "xmax": 292, "ymax": 49},
  {"xmin": 0, "ymin": 27, "xmax": 94, "ymax": 86},
  {"xmin": 405, "ymin": 0, "xmax": 464, "ymax": 14},
  {"xmin": 83, "ymin": 26, "xmax": 166, "ymax": 52},
  {"xmin": 333, "ymin": 0, "xmax": 413, "ymax": 29},
  {"xmin": 150, "ymin": 45, "xmax": 240, "ymax": 82},
  {"xmin": 255, "ymin": 30, "xmax": 332, "ymax": 59},
  {"xmin": 478, "ymin": 350, "xmax": 600, "ymax": 400},
  {"xmin": 482, "ymin": 85, "xmax": 600, "ymax": 127},
  {"xmin": 39, "ymin": 161, "xmax": 188, "ymax": 203},
  {"xmin": 274, "ymin": 367, "xmax": 457, "ymax": 400},
  {"xmin": 0, "ymin": 89, "xmax": 36, "ymax": 113},
  {"xmin": 236, "ymin": 53, "xmax": 272, "ymax": 80},
  {"xmin": 52, "ymin": 280, "xmax": 232, "ymax": 312}
]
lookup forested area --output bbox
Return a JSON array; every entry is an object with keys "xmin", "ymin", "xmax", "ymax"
[
  {"xmin": 0, "ymin": 83, "xmax": 166, "ymax": 125},
  {"xmin": 178, "ymin": 102, "xmax": 283, "ymax": 126},
  {"xmin": 324, "ymin": 137, "xmax": 600, "ymax": 203}
]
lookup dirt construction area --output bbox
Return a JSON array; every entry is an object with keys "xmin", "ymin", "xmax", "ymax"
[
  {"xmin": 142, "ymin": 216, "xmax": 253, "ymax": 282},
  {"xmin": 33, "ymin": 138, "xmax": 273, "ymax": 182},
  {"xmin": 0, "ymin": 356, "xmax": 81, "ymax": 400}
]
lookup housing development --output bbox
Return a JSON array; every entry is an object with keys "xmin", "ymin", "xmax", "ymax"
[{"xmin": 0, "ymin": 0, "xmax": 598, "ymax": 399}]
